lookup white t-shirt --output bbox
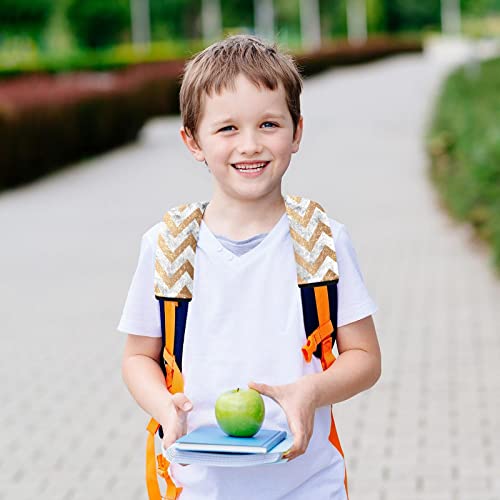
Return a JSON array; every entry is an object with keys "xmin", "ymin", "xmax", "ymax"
[{"xmin": 118, "ymin": 212, "xmax": 377, "ymax": 500}]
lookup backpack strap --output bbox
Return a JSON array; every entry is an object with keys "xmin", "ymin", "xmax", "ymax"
[
  {"xmin": 154, "ymin": 201, "xmax": 209, "ymax": 301},
  {"xmin": 146, "ymin": 202, "xmax": 208, "ymax": 500},
  {"xmin": 146, "ymin": 299, "xmax": 185, "ymax": 499},
  {"xmin": 284, "ymin": 195, "xmax": 348, "ymax": 496}
]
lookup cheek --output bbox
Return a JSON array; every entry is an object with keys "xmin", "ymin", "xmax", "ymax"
[
  {"xmin": 205, "ymin": 140, "xmax": 231, "ymax": 161},
  {"xmin": 272, "ymin": 138, "xmax": 294, "ymax": 158}
]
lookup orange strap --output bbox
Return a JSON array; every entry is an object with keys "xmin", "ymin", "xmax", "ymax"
[
  {"xmin": 310, "ymin": 286, "xmax": 349, "ymax": 498},
  {"xmin": 163, "ymin": 348, "xmax": 184, "ymax": 393},
  {"xmin": 145, "ymin": 301, "xmax": 183, "ymax": 500},
  {"xmin": 146, "ymin": 419, "xmax": 183, "ymax": 500},
  {"xmin": 301, "ymin": 319, "xmax": 333, "ymax": 362}
]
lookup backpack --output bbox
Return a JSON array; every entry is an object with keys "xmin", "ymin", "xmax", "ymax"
[{"xmin": 144, "ymin": 195, "xmax": 347, "ymax": 499}]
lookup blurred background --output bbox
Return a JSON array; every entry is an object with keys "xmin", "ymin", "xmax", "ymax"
[{"xmin": 1, "ymin": 1, "xmax": 500, "ymax": 500}]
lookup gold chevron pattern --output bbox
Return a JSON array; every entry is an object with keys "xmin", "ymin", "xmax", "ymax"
[
  {"xmin": 284, "ymin": 195, "xmax": 338, "ymax": 286},
  {"xmin": 154, "ymin": 201, "xmax": 208, "ymax": 300},
  {"xmin": 154, "ymin": 196, "xmax": 338, "ymax": 299}
]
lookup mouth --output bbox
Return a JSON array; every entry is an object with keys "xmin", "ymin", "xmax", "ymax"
[{"xmin": 231, "ymin": 161, "xmax": 270, "ymax": 172}]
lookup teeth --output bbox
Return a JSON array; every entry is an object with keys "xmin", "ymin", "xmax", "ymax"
[{"xmin": 233, "ymin": 162, "xmax": 268, "ymax": 170}]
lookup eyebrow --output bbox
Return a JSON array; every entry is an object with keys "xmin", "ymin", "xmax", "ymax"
[{"xmin": 211, "ymin": 113, "xmax": 287, "ymax": 128}]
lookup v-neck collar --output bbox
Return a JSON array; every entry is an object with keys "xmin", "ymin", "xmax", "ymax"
[{"xmin": 198, "ymin": 212, "xmax": 289, "ymax": 265}]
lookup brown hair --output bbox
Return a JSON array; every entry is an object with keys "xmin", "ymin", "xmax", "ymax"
[{"xmin": 179, "ymin": 34, "xmax": 303, "ymax": 142}]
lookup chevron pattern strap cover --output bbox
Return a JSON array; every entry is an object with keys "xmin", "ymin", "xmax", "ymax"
[
  {"xmin": 154, "ymin": 196, "xmax": 338, "ymax": 299},
  {"xmin": 284, "ymin": 195, "xmax": 339, "ymax": 286},
  {"xmin": 154, "ymin": 201, "xmax": 209, "ymax": 300}
]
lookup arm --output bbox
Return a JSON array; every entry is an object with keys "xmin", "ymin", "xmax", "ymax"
[
  {"xmin": 121, "ymin": 334, "xmax": 193, "ymax": 446},
  {"xmin": 305, "ymin": 315, "xmax": 381, "ymax": 407},
  {"xmin": 250, "ymin": 315, "xmax": 381, "ymax": 460}
]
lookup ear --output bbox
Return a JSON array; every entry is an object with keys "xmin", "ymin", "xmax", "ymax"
[
  {"xmin": 180, "ymin": 127, "xmax": 205, "ymax": 162},
  {"xmin": 291, "ymin": 116, "xmax": 303, "ymax": 154}
]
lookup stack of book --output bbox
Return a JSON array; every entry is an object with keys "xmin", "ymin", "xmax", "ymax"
[{"xmin": 163, "ymin": 425, "xmax": 292, "ymax": 467}]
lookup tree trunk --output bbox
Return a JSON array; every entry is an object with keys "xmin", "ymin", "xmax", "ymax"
[
  {"xmin": 254, "ymin": 0, "xmax": 274, "ymax": 42},
  {"xmin": 202, "ymin": 0, "xmax": 223, "ymax": 42},
  {"xmin": 347, "ymin": 0, "xmax": 367, "ymax": 44},
  {"xmin": 299, "ymin": 0, "xmax": 321, "ymax": 50},
  {"xmin": 441, "ymin": 0, "xmax": 461, "ymax": 35},
  {"xmin": 130, "ymin": 0, "xmax": 151, "ymax": 48}
]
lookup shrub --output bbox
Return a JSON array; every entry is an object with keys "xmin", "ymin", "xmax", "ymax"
[
  {"xmin": 0, "ymin": 60, "xmax": 183, "ymax": 189},
  {"xmin": 428, "ymin": 57, "xmax": 500, "ymax": 273}
]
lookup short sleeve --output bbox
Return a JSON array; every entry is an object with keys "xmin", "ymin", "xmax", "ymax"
[
  {"xmin": 117, "ymin": 229, "xmax": 162, "ymax": 337},
  {"xmin": 333, "ymin": 223, "xmax": 378, "ymax": 327}
]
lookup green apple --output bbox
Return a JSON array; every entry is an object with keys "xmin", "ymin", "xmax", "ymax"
[{"xmin": 215, "ymin": 388, "xmax": 265, "ymax": 437}]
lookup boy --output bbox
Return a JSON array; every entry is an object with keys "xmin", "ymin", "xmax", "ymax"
[{"xmin": 119, "ymin": 35, "xmax": 381, "ymax": 499}]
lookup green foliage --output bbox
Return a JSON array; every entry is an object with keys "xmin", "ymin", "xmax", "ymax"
[
  {"xmin": 366, "ymin": 0, "xmax": 387, "ymax": 32},
  {"xmin": 150, "ymin": 0, "xmax": 201, "ymax": 40},
  {"xmin": 221, "ymin": 0, "xmax": 253, "ymax": 29},
  {"xmin": 321, "ymin": 0, "xmax": 348, "ymax": 36},
  {"xmin": 428, "ymin": 57, "xmax": 500, "ymax": 273},
  {"xmin": 463, "ymin": 0, "xmax": 500, "ymax": 15},
  {"xmin": 0, "ymin": 0, "xmax": 53, "ymax": 40},
  {"xmin": 0, "ymin": 41, "xmax": 201, "ymax": 78},
  {"xmin": 384, "ymin": 0, "xmax": 440, "ymax": 32},
  {"xmin": 66, "ymin": 0, "xmax": 130, "ymax": 49},
  {"xmin": 0, "ymin": 0, "xmax": 53, "ymax": 27}
]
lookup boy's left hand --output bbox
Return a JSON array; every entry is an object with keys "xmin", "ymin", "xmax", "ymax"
[{"xmin": 248, "ymin": 377, "xmax": 316, "ymax": 461}]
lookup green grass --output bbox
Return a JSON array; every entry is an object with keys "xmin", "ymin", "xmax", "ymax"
[{"xmin": 428, "ymin": 56, "xmax": 500, "ymax": 274}]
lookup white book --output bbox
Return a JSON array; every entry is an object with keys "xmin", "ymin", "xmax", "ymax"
[{"xmin": 163, "ymin": 435, "xmax": 293, "ymax": 468}]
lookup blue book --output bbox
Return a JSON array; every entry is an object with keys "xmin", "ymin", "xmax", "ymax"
[{"xmin": 174, "ymin": 425, "xmax": 287, "ymax": 454}]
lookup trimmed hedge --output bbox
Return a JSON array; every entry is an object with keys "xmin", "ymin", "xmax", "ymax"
[
  {"xmin": 0, "ymin": 37, "xmax": 421, "ymax": 190},
  {"xmin": 295, "ymin": 36, "xmax": 422, "ymax": 75},
  {"xmin": 0, "ymin": 60, "xmax": 183, "ymax": 188},
  {"xmin": 428, "ymin": 56, "xmax": 500, "ymax": 274}
]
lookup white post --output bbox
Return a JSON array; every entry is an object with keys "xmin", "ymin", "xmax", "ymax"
[
  {"xmin": 202, "ymin": 0, "xmax": 223, "ymax": 42},
  {"xmin": 346, "ymin": 0, "xmax": 367, "ymax": 44},
  {"xmin": 441, "ymin": 0, "xmax": 462, "ymax": 36},
  {"xmin": 299, "ymin": 0, "xmax": 321, "ymax": 50},
  {"xmin": 130, "ymin": 0, "xmax": 150, "ymax": 49},
  {"xmin": 254, "ymin": 0, "xmax": 274, "ymax": 42}
]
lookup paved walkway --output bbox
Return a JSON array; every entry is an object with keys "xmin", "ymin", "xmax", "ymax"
[{"xmin": 1, "ymin": 39, "xmax": 499, "ymax": 500}]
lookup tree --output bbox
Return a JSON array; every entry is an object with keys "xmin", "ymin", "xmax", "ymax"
[
  {"xmin": 221, "ymin": 0, "xmax": 253, "ymax": 31},
  {"xmin": 0, "ymin": 0, "xmax": 53, "ymax": 39},
  {"xmin": 150, "ymin": 0, "xmax": 201, "ymax": 40},
  {"xmin": 67, "ymin": 0, "xmax": 130, "ymax": 49},
  {"xmin": 383, "ymin": 0, "xmax": 441, "ymax": 32}
]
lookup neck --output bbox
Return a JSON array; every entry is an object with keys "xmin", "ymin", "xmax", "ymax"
[{"xmin": 203, "ymin": 189, "xmax": 286, "ymax": 239}]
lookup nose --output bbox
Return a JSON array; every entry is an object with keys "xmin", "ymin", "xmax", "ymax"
[{"xmin": 237, "ymin": 129, "xmax": 263, "ymax": 156}]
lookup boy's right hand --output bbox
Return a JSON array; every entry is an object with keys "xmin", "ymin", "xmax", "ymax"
[{"xmin": 161, "ymin": 393, "xmax": 193, "ymax": 450}]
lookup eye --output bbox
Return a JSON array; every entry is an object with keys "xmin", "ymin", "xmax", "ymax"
[
  {"xmin": 261, "ymin": 121, "xmax": 278, "ymax": 128},
  {"xmin": 218, "ymin": 125, "xmax": 235, "ymax": 132}
]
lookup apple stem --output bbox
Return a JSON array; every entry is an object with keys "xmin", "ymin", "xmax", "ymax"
[{"xmin": 236, "ymin": 388, "xmax": 240, "ymax": 392}]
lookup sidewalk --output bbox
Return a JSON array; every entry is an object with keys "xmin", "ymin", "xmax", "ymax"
[{"xmin": 1, "ymin": 40, "xmax": 499, "ymax": 500}]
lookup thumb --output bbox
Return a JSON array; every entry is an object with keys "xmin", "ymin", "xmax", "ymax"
[
  {"xmin": 248, "ymin": 381, "xmax": 276, "ymax": 399},
  {"xmin": 171, "ymin": 393, "xmax": 193, "ymax": 412}
]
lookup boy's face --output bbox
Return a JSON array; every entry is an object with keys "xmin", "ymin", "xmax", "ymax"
[{"xmin": 181, "ymin": 74, "xmax": 303, "ymax": 203}]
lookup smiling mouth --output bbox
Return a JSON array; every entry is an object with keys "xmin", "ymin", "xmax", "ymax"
[{"xmin": 231, "ymin": 161, "xmax": 270, "ymax": 171}]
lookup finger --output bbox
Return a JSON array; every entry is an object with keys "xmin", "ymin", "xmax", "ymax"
[
  {"xmin": 282, "ymin": 440, "xmax": 304, "ymax": 461},
  {"xmin": 248, "ymin": 381, "xmax": 277, "ymax": 400},
  {"xmin": 171, "ymin": 393, "xmax": 193, "ymax": 412},
  {"xmin": 282, "ymin": 427, "xmax": 309, "ymax": 461},
  {"xmin": 162, "ymin": 429, "xmax": 178, "ymax": 449}
]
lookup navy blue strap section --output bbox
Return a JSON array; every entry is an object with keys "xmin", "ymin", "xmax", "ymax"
[
  {"xmin": 159, "ymin": 299, "xmax": 167, "ymax": 377},
  {"xmin": 173, "ymin": 301, "xmax": 189, "ymax": 371},
  {"xmin": 300, "ymin": 283, "xmax": 338, "ymax": 359},
  {"xmin": 158, "ymin": 298, "xmax": 189, "ymax": 373},
  {"xmin": 157, "ymin": 298, "xmax": 189, "ymax": 439}
]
